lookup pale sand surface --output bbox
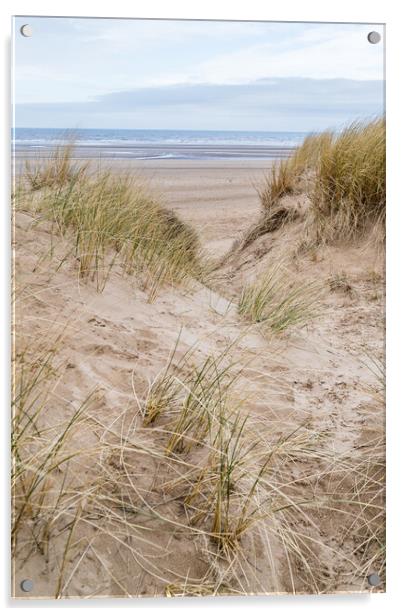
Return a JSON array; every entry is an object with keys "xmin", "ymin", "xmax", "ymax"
[{"xmin": 13, "ymin": 157, "xmax": 385, "ymax": 597}]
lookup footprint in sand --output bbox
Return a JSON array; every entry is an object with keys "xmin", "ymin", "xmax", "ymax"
[{"xmin": 88, "ymin": 317, "xmax": 107, "ymax": 327}]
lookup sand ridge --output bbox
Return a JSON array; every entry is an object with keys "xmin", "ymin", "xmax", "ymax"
[{"xmin": 12, "ymin": 159, "xmax": 385, "ymax": 598}]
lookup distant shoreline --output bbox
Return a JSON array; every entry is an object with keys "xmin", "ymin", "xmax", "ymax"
[{"xmin": 13, "ymin": 142, "xmax": 295, "ymax": 162}]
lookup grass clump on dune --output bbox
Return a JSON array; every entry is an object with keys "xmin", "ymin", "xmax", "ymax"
[
  {"xmin": 239, "ymin": 131, "xmax": 334, "ymax": 249},
  {"xmin": 24, "ymin": 143, "xmax": 89, "ymax": 191},
  {"xmin": 184, "ymin": 406, "xmax": 276, "ymax": 551},
  {"xmin": 20, "ymin": 148, "xmax": 203, "ymax": 295},
  {"xmin": 141, "ymin": 341, "xmax": 274, "ymax": 551},
  {"xmin": 11, "ymin": 334, "xmax": 95, "ymax": 558},
  {"xmin": 11, "ymin": 329, "xmax": 185, "ymax": 596},
  {"xmin": 165, "ymin": 353, "xmax": 238, "ymax": 454},
  {"xmin": 258, "ymin": 131, "xmax": 333, "ymax": 212},
  {"xmin": 241, "ymin": 118, "xmax": 385, "ymax": 248},
  {"xmin": 238, "ymin": 264, "xmax": 322, "ymax": 333},
  {"xmin": 312, "ymin": 118, "xmax": 385, "ymax": 242}
]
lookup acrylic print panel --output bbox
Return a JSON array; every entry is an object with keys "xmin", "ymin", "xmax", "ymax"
[{"xmin": 11, "ymin": 16, "xmax": 385, "ymax": 599}]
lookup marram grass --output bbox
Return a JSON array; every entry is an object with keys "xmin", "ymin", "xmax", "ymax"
[
  {"xmin": 312, "ymin": 119, "xmax": 385, "ymax": 242},
  {"xmin": 12, "ymin": 319, "xmax": 385, "ymax": 595},
  {"xmin": 247, "ymin": 118, "xmax": 385, "ymax": 246},
  {"xmin": 238, "ymin": 263, "xmax": 323, "ymax": 333},
  {"xmin": 19, "ymin": 148, "xmax": 204, "ymax": 296},
  {"xmin": 24, "ymin": 143, "xmax": 89, "ymax": 191}
]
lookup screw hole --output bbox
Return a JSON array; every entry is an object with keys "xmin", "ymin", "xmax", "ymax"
[
  {"xmin": 367, "ymin": 572, "xmax": 381, "ymax": 587},
  {"xmin": 20, "ymin": 24, "xmax": 32, "ymax": 37},
  {"xmin": 20, "ymin": 579, "xmax": 33, "ymax": 592},
  {"xmin": 367, "ymin": 31, "xmax": 381, "ymax": 44}
]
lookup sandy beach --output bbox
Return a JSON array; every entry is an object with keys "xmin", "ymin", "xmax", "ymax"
[
  {"xmin": 111, "ymin": 159, "xmax": 271, "ymax": 256},
  {"xmin": 13, "ymin": 149, "xmax": 385, "ymax": 598},
  {"xmin": 11, "ymin": 12, "xmax": 386, "ymax": 601}
]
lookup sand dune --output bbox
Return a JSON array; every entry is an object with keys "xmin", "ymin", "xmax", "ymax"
[{"xmin": 12, "ymin": 158, "xmax": 385, "ymax": 598}]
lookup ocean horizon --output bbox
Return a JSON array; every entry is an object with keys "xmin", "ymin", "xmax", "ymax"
[{"xmin": 12, "ymin": 127, "xmax": 307, "ymax": 160}]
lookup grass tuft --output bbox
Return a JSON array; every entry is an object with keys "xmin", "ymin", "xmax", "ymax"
[
  {"xmin": 22, "ymin": 148, "xmax": 203, "ymax": 295},
  {"xmin": 11, "ymin": 334, "xmax": 97, "ymax": 557},
  {"xmin": 24, "ymin": 143, "xmax": 89, "ymax": 191},
  {"xmin": 240, "ymin": 118, "xmax": 385, "ymax": 249},
  {"xmin": 238, "ymin": 263, "xmax": 322, "ymax": 333},
  {"xmin": 311, "ymin": 119, "xmax": 385, "ymax": 242}
]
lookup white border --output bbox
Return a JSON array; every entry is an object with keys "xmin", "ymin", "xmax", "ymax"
[{"xmin": 2, "ymin": 1, "xmax": 401, "ymax": 614}]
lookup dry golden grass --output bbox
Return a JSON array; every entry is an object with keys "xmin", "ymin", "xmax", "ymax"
[
  {"xmin": 12, "ymin": 143, "xmax": 385, "ymax": 597},
  {"xmin": 12, "ymin": 318, "xmax": 385, "ymax": 596},
  {"xmin": 312, "ymin": 119, "xmax": 385, "ymax": 242},
  {"xmin": 241, "ymin": 118, "xmax": 385, "ymax": 248},
  {"xmin": 238, "ymin": 263, "xmax": 323, "ymax": 333},
  {"xmin": 257, "ymin": 131, "xmax": 332, "ymax": 214},
  {"xmin": 24, "ymin": 143, "xmax": 88, "ymax": 191},
  {"xmin": 11, "ymin": 332, "xmax": 97, "ymax": 558},
  {"xmin": 17, "ymin": 148, "xmax": 204, "ymax": 296}
]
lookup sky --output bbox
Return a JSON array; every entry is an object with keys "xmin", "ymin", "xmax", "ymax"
[{"xmin": 13, "ymin": 17, "xmax": 385, "ymax": 132}]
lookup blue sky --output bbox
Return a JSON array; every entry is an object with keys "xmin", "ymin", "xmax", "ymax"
[{"xmin": 13, "ymin": 17, "xmax": 384, "ymax": 131}]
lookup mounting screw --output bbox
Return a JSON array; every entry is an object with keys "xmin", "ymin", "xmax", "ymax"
[
  {"xmin": 20, "ymin": 579, "xmax": 33, "ymax": 592},
  {"xmin": 20, "ymin": 24, "xmax": 33, "ymax": 37},
  {"xmin": 367, "ymin": 572, "xmax": 381, "ymax": 587},
  {"xmin": 367, "ymin": 31, "xmax": 381, "ymax": 44}
]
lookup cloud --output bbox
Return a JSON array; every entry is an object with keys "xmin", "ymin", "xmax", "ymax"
[
  {"xmin": 15, "ymin": 77, "xmax": 384, "ymax": 131},
  {"xmin": 14, "ymin": 18, "xmax": 384, "ymax": 104},
  {"xmin": 189, "ymin": 26, "xmax": 384, "ymax": 84},
  {"xmin": 68, "ymin": 18, "xmax": 282, "ymax": 51}
]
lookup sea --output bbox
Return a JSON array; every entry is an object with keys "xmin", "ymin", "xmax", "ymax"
[{"xmin": 13, "ymin": 128, "xmax": 307, "ymax": 161}]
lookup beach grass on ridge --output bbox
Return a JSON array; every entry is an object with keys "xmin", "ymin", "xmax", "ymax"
[
  {"xmin": 11, "ymin": 124, "xmax": 385, "ymax": 597},
  {"xmin": 16, "ymin": 148, "xmax": 205, "ymax": 296},
  {"xmin": 241, "ymin": 118, "xmax": 385, "ymax": 248}
]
